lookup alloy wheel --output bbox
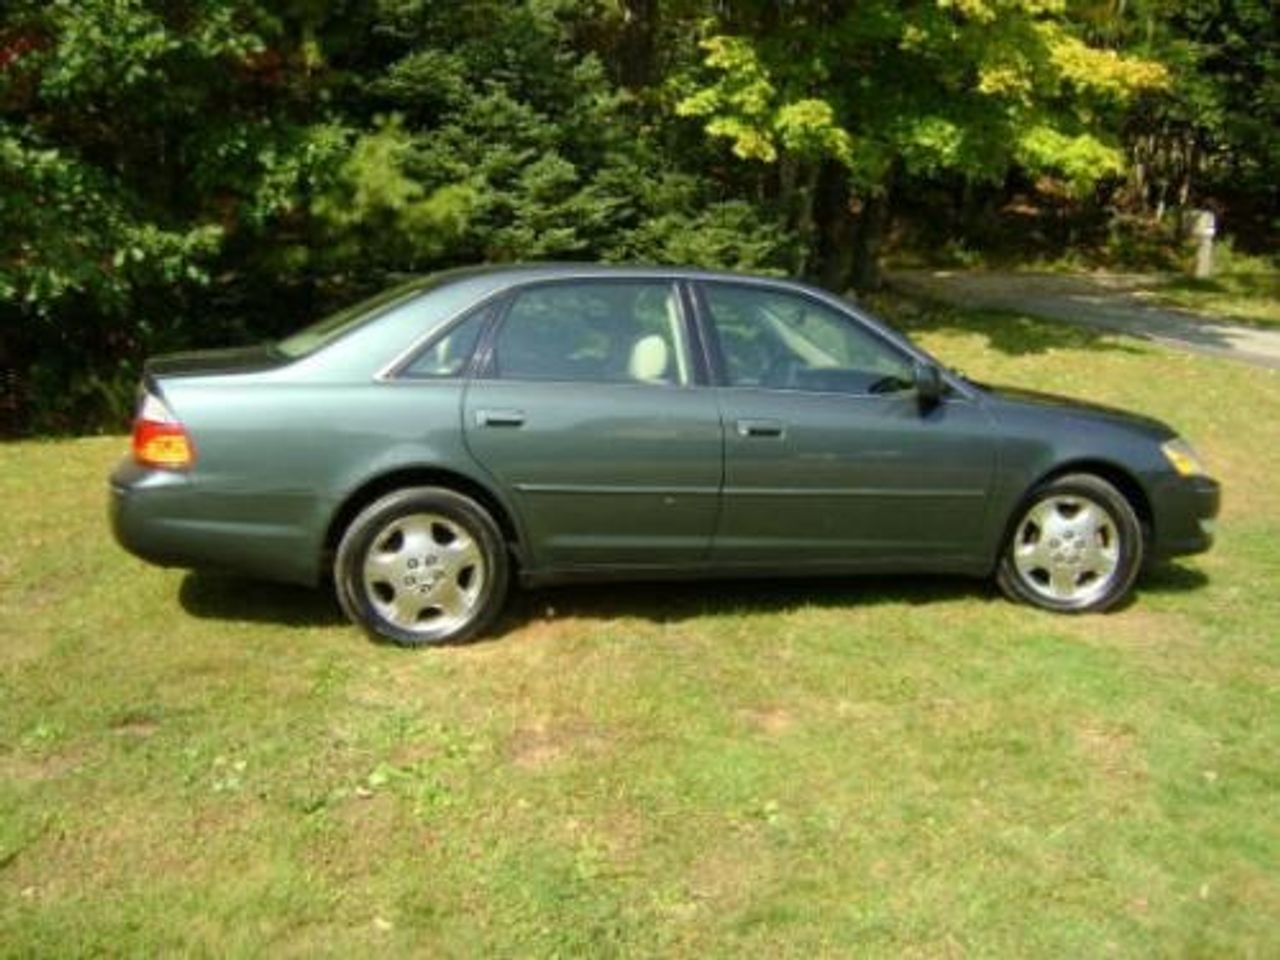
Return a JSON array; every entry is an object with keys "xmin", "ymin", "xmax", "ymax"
[{"xmin": 1010, "ymin": 494, "xmax": 1122, "ymax": 606}]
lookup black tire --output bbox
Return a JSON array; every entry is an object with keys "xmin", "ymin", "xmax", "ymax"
[
  {"xmin": 996, "ymin": 473, "xmax": 1144, "ymax": 614},
  {"xmin": 334, "ymin": 486, "xmax": 509, "ymax": 646}
]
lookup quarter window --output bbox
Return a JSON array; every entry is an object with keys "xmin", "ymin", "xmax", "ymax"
[
  {"xmin": 701, "ymin": 283, "xmax": 914, "ymax": 396},
  {"xmin": 490, "ymin": 282, "xmax": 689, "ymax": 386},
  {"xmin": 401, "ymin": 303, "xmax": 494, "ymax": 378}
]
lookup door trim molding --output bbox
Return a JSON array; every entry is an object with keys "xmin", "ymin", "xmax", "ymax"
[{"xmin": 722, "ymin": 486, "xmax": 986, "ymax": 499}]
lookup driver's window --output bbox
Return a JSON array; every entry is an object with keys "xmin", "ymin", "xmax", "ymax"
[{"xmin": 702, "ymin": 283, "xmax": 914, "ymax": 396}]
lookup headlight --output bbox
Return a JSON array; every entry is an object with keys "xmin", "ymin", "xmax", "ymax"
[{"xmin": 1162, "ymin": 438, "xmax": 1207, "ymax": 477}]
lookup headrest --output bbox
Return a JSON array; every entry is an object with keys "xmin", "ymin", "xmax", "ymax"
[{"xmin": 628, "ymin": 334, "xmax": 669, "ymax": 382}]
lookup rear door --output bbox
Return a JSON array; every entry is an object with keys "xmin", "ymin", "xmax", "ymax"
[
  {"xmin": 463, "ymin": 279, "xmax": 723, "ymax": 570},
  {"xmin": 695, "ymin": 280, "xmax": 997, "ymax": 567}
]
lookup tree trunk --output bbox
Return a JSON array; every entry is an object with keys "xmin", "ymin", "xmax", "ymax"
[
  {"xmin": 617, "ymin": 0, "xmax": 657, "ymax": 89},
  {"xmin": 814, "ymin": 161, "xmax": 855, "ymax": 291},
  {"xmin": 812, "ymin": 164, "xmax": 894, "ymax": 294},
  {"xmin": 850, "ymin": 189, "xmax": 892, "ymax": 293},
  {"xmin": 784, "ymin": 158, "xmax": 820, "ymax": 278}
]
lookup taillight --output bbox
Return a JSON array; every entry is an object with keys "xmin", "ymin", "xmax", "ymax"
[{"xmin": 132, "ymin": 391, "xmax": 195, "ymax": 469}]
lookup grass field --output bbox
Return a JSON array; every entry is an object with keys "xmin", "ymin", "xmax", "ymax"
[
  {"xmin": 1146, "ymin": 248, "xmax": 1280, "ymax": 329},
  {"xmin": 2, "ymin": 303, "xmax": 1278, "ymax": 956}
]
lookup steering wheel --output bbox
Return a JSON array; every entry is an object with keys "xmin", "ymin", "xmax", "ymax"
[{"xmin": 867, "ymin": 373, "xmax": 912, "ymax": 395}]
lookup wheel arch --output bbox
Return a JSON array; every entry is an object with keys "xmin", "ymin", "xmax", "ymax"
[
  {"xmin": 323, "ymin": 466, "xmax": 525, "ymax": 573},
  {"xmin": 988, "ymin": 460, "xmax": 1162, "ymax": 578},
  {"xmin": 1001, "ymin": 459, "xmax": 1155, "ymax": 553}
]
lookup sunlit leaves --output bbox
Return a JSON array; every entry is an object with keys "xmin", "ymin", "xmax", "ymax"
[
  {"xmin": 1041, "ymin": 27, "xmax": 1169, "ymax": 100},
  {"xmin": 1016, "ymin": 126, "xmax": 1128, "ymax": 195},
  {"xmin": 311, "ymin": 116, "xmax": 477, "ymax": 266},
  {"xmin": 677, "ymin": 36, "xmax": 854, "ymax": 171},
  {"xmin": 676, "ymin": 36, "xmax": 780, "ymax": 162},
  {"xmin": 676, "ymin": 2, "xmax": 1168, "ymax": 198}
]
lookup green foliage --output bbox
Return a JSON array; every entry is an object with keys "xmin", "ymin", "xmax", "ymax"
[
  {"xmin": 1016, "ymin": 127, "xmax": 1128, "ymax": 196},
  {"xmin": 0, "ymin": 123, "xmax": 221, "ymax": 313},
  {"xmin": 676, "ymin": 36, "xmax": 786, "ymax": 164},
  {"xmin": 675, "ymin": 36, "xmax": 857, "ymax": 176},
  {"xmin": 328, "ymin": 3, "xmax": 788, "ymax": 273},
  {"xmin": 613, "ymin": 198, "xmax": 795, "ymax": 272},
  {"xmin": 311, "ymin": 116, "xmax": 477, "ymax": 268},
  {"xmin": 0, "ymin": 0, "xmax": 330, "ymax": 431},
  {"xmin": 1123, "ymin": 0, "xmax": 1278, "ymax": 225},
  {"xmin": 0, "ymin": 0, "xmax": 1273, "ymax": 433},
  {"xmin": 676, "ymin": 5, "xmax": 1166, "ymax": 192}
]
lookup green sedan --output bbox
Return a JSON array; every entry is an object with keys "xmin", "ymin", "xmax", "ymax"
[{"xmin": 110, "ymin": 264, "xmax": 1220, "ymax": 645}]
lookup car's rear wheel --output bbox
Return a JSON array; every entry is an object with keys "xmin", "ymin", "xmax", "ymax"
[
  {"xmin": 996, "ymin": 473, "xmax": 1144, "ymax": 613},
  {"xmin": 335, "ymin": 487, "xmax": 509, "ymax": 646}
]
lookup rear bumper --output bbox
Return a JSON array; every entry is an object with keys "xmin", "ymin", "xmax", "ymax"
[
  {"xmin": 1149, "ymin": 474, "xmax": 1220, "ymax": 560},
  {"xmin": 109, "ymin": 459, "xmax": 321, "ymax": 585},
  {"xmin": 110, "ymin": 461, "xmax": 198, "ymax": 568}
]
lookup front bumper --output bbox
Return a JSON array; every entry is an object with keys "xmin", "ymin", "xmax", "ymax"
[{"xmin": 1150, "ymin": 474, "xmax": 1220, "ymax": 560}]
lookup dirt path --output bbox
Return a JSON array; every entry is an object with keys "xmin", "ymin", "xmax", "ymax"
[{"xmin": 889, "ymin": 269, "xmax": 1280, "ymax": 371}]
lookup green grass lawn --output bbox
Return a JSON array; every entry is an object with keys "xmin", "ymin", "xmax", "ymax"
[
  {"xmin": 1100, "ymin": 243, "xmax": 1278, "ymax": 329},
  {"xmin": 1145, "ymin": 250, "xmax": 1280, "ymax": 329},
  {"xmin": 3, "ymin": 304, "xmax": 1278, "ymax": 956}
]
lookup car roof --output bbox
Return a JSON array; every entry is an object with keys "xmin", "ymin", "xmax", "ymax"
[{"xmin": 429, "ymin": 261, "xmax": 818, "ymax": 291}]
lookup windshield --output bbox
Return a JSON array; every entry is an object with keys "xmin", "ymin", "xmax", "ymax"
[{"xmin": 275, "ymin": 276, "xmax": 435, "ymax": 359}]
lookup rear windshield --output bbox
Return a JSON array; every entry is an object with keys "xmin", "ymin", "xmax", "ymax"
[{"xmin": 275, "ymin": 276, "xmax": 436, "ymax": 359}]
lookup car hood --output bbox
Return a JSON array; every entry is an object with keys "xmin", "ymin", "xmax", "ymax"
[
  {"xmin": 145, "ymin": 344, "xmax": 287, "ymax": 380},
  {"xmin": 976, "ymin": 381, "xmax": 1174, "ymax": 439}
]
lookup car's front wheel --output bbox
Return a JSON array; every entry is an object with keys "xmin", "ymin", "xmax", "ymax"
[
  {"xmin": 335, "ymin": 487, "xmax": 509, "ymax": 646},
  {"xmin": 996, "ymin": 473, "xmax": 1144, "ymax": 613}
]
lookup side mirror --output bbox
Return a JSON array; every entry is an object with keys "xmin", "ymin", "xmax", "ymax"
[{"xmin": 914, "ymin": 361, "xmax": 944, "ymax": 409}]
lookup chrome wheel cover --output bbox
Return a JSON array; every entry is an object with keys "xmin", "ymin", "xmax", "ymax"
[
  {"xmin": 361, "ymin": 512, "xmax": 486, "ymax": 639},
  {"xmin": 1011, "ymin": 495, "xmax": 1122, "ymax": 606}
]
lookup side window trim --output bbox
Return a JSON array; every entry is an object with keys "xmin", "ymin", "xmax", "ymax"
[
  {"xmin": 474, "ymin": 277, "xmax": 700, "ymax": 388},
  {"xmin": 691, "ymin": 279, "xmax": 917, "ymax": 396},
  {"xmin": 471, "ymin": 289, "xmax": 513, "ymax": 381},
  {"xmin": 688, "ymin": 280, "xmax": 729, "ymax": 387},
  {"xmin": 678, "ymin": 279, "xmax": 715, "ymax": 388}
]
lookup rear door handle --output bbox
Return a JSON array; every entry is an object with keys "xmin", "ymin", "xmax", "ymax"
[
  {"xmin": 736, "ymin": 418, "xmax": 785, "ymax": 439},
  {"xmin": 475, "ymin": 408, "xmax": 526, "ymax": 428}
]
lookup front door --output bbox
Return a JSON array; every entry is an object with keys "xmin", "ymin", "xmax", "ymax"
[
  {"xmin": 695, "ymin": 280, "xmax": 997, "ymax": 567},
  {"xmin": 463, "ymin": 279, "xmax": 723, "ymax": 570}
]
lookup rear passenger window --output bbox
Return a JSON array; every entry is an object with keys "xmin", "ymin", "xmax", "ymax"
[
  {"xmin": 490, "ymin": 282, "xmax": 689, "ymax": 386},
  {"xmin": 402, "ymin": 304, "xmax": 493, "ymax": 379}
]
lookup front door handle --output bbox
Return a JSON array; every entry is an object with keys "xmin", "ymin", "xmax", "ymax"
[
  {"xmin": 736, "ymin": 418, "xmax": 785, "ymax": 439},
  {"xmin": 475, "ymin": 408, "xmax": 526, "ymax": 428}
]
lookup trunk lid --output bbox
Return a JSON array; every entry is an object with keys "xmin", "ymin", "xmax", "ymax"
[{"xmin": 145, "ymin": 344, "xmax": 287, "ymax": 380}]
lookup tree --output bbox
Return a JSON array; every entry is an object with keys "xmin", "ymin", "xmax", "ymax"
[
  {"xmin": 0, "ymin": 0, "xmax": 349, "ymax": 430},
  {"xmin": 312, "ymin": 0, "xmax": 790, "ymax": 275},
  {"xmin": 1119, "ymin": 0, "xmax": 1278, "ymax": 237},
  {"xmin": 673, "ymin": 0, "xmax": 1168, "ymax": 289},
  {"xmin": 0, "ymin": 0, "xmax": 1272, "ymax": 434}
]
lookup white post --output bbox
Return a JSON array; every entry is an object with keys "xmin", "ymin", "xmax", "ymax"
[{"xmin": 1190, "ymin": 209, "xmax": 1216, "ymax": 279}]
